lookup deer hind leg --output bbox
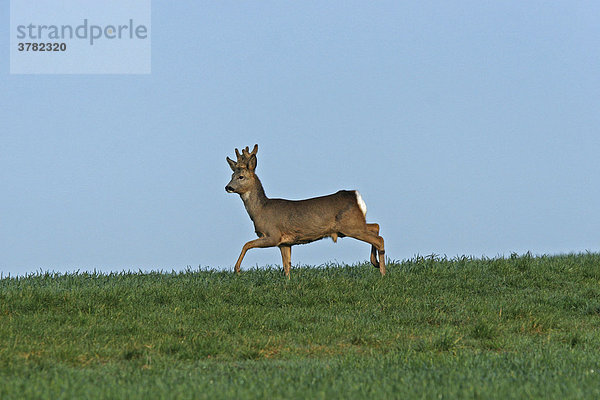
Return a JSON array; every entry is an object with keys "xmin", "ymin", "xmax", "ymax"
[
  {"xmin": 342, "ymin": 228, "xmax": 386, "ymax": 276},
  {"xmin": 279, "ymin": 245, "xmax": 292, "ymax": 279},
  {"xmin": 367, "ymin": 223, "xmax": 380, "ymax": 268},
  {"xmin": 234, "ymin": 236, "xmax": 279, "ymax": 274}
]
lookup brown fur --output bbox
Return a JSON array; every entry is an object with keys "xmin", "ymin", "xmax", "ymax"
[{"xmin": 226, "ymin": 145, "xmax": 385, "ymax": 277}]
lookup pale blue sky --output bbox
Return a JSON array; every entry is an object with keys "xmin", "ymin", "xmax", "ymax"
[{"xmin": 2, "ymin": 1, "xmax": 599, "ymax": 276}]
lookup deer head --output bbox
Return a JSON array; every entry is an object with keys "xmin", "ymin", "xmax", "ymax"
[{"xmin": 225, "ymin": 144, "xmax": 259, "ymax": 195}]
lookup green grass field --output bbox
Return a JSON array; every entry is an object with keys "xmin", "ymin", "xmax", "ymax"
[{"xmin": 1, "ymin": 253, "xmax": 599, "ymax": 399}]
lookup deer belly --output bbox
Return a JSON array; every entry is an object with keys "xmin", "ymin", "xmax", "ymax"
[{"xmin": 280, "ymin": 232, "xmax": 332, "ymax": 246}]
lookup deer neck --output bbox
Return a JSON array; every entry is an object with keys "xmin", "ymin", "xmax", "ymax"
[{"xmin": 240, "ymin": 177, "xmax": 268, "ymax": 220}]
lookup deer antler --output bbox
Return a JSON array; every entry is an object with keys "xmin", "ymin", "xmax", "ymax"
[
  {"xmin": 240, "ymin": 144, "xmax": 258, "ymax": 159},
  {"xmin": 232, "ymin": 144, "xmax": 259, "ymax": 168}
]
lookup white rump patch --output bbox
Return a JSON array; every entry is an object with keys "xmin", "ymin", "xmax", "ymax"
[{"xmin": 355, "ymin": 191, "xmax": 367, "ymax": 217}]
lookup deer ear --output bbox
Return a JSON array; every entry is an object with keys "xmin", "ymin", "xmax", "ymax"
[
  {"xmin": 226, "ymin": 157, "xmax": 236, "ymax": 171},
  {"xmin": 247, "ymin": 154, "xmax": 257, "ymax": 171}
]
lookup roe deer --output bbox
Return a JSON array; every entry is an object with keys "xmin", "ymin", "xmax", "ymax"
[{"xmin": 225, "ymin": 144, "xmax": 385, "ymax": 277}]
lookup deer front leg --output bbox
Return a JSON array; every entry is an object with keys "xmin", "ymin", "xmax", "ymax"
[
  {"xmin": 279, "ymin": 245, "xmax": 292, "ymax": 278},
  {"xmin": 234, "ymin": 236, "xmax": 279, "ymax": 274}
]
